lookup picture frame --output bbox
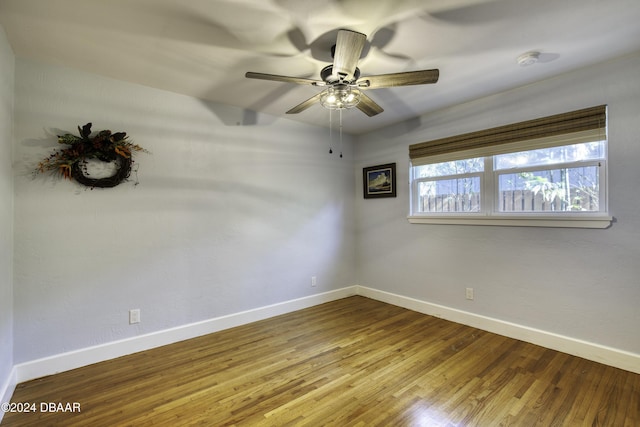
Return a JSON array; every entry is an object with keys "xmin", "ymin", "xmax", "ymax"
[{"xmin": 363, "ymin": 163, "xmax": 396, "ymax": 199}]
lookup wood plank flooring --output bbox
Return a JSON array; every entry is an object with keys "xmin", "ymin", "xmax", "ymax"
[{"xmin": 3, "ymin": 296, "xmax": 639, "ymax": 426}]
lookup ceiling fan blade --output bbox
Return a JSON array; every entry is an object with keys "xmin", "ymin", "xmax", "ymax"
[
  {"xmin": 245, "ymin": 72, "xmax": 324, "ymax": 86},
  {"xmin": 357, "ymin": 69, "xmax": 439, "ymax": 89},
  {"xmin": 332, "ymin": 30, "xmax": 367, "ymax": 81},
  {"xmin": 286, "ymin": 92, "xmax": 323, "ymax": 114},
  {"xmin": 356, "ymin": 92, "xmax": 384, "ymax": 117}
]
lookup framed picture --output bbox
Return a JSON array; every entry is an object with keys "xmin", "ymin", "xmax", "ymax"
[{"xmin": 363, "ymin": 163, "xmax": 396, "ymax": 199}]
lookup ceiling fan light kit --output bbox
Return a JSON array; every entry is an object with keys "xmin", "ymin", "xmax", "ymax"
[{"xmin": 319, "ymin": 84, "xmax": 362, "ymax": 110}]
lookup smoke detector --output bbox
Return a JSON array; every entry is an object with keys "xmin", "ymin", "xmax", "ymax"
[{"xmin": 517, "ymin": 51, "xmax": 540, "ymax": 66}]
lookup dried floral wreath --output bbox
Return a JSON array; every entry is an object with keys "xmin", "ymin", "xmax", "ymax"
[{"xmin": 36, "ymin": 123, "xmax": 148, "ymax": 188}]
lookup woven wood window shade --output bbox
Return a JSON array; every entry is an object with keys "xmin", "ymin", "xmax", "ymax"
[{"xmin": 409, "ymin": 105, "xmax": 607, "ymax": 165}]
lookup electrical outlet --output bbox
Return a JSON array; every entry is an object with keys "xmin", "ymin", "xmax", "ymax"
[
  {"xmin": 465, "ymin": 288, "xmax": 474, "ymax": 300},
  {"xmin": 129, "ymin": 309, "xmax": 141, "ymax": 324},
  {"xmin": 311, "ymin": 276, "xmax": 317, "ymax": 287}
]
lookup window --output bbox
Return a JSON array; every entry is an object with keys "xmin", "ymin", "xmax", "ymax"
[
  {"xmin": 409, "ymin": 105, "xmax": 611, "ymax": 228},
  {"xmin": 412, "ymin": 157, "xmax": 484, "ymax": 213}
]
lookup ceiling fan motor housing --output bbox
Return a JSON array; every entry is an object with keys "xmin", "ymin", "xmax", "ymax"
[{"xmin": 321, "ymin": 65, "xmax": 360, "ymax": 83}]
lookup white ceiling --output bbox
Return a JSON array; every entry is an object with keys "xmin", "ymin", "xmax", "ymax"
[{"xmin": 1, "ymin": 0, "xmax": 640, "ymax": 134}]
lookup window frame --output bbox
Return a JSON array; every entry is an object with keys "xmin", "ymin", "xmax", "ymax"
[
  {"xmin": 411, "ymin": 170, "xmax": 485, "ymax": 216},
  {"xmin": 492, "ymin": 158, "xmax": 606, "ymax": 216},
  {"xmin": 408, "ymin": 107, "xmax": 612, "ymax": 229}
]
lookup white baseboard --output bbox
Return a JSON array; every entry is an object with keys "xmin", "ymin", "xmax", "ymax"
[
  {"xmin": 8, "ymin": 283, "xmax": 638, "ymax": 402},
  {"xmin": 355, "ymin": 285, "xmax": 640, "ymax": 374},
  {"xmin": 14, "ymin": 287, "xmax": 358, "ymax": 384},
  {"xmin": 0, "ymin": 366, "xmax": 17, "ymax": 423}
]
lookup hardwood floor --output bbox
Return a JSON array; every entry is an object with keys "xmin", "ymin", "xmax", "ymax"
[{"xmin": 3, "ymin": 296, "xmax": 639, "ymax": 426}]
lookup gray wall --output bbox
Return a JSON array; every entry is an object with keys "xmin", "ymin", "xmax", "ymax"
[
  {"xmin": 0, "ymin": 25, "xmax": 15, "ymax": 399},
  {"xmin": 12, "ymin": 59, "xmax": 356, "ymax": 363},
  {"xmin": 354, "ymin": 52, "xmax": 640, "ymax": 355}
]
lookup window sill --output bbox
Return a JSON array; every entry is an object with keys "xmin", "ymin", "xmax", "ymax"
[{"xmin": 407, "ymin": 214, "xmax": 613, "ymax": 229}]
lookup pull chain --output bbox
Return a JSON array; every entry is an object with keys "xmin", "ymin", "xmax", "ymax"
[
  {"xmin": 339, "ymin": 108, "xmax": 343, "ymax": 158},
  {"xmin": 328, "ymin": 108, "xmax": 333, "ymax": 154}
]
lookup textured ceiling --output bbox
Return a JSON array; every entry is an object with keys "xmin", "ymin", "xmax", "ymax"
[{"xmin": 1, "ymin": 0, "xmax": 640, "ymax": 134}]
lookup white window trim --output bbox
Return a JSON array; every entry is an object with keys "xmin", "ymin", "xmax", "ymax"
[
  {"xmin": 408, "ymin": 145, "xmax": 612, "ymax": 229},
  {"xmin": 407, "ymin": 214, "xmax": 613, "ymax": 229}
]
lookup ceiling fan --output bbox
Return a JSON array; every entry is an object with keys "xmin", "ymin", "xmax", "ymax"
[{"xmin": 245, "ymin": 29, "xmax": 439, "ymax": 117}]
